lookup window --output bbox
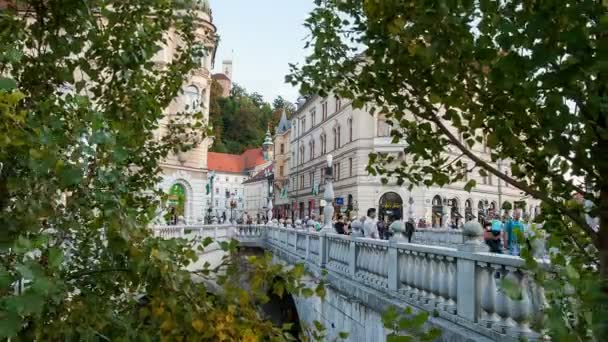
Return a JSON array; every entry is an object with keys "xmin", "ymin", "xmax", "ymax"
[
  {"xmin": 333, "ymin": 128, "xmax": 337, "ymax": 150},
  {"xmin": 377, "ymin": 115, "xmax": 391, "ymax": 137},
  {"xmin": 310, "ymin": 109, "xmax": 316, "ymax": 126},
  {"xmin": 320, "ymin": 134, "xmax": 327, "ymax": 155},
  {"xmin": 488, "ymin": 174, "xmax": 493, "ymax": 186},
  {"xmin": 309, "ymin": 171, "xmax": 314, "ymax": 188},
  {"xmin": 302, "ymin": 118, "xmax": 306, "ymax": 133},
  {"xmin": 183, "ymin": 85, "xmax": 199, "ymax": 113},
  {"xmin": 234, "ymin": 189, "xmax": 238, "ymax": 195},
  {"xmin": 300, "ymin": 146, "xmax": 305, "ymax": 165},
  {"xmin": 349, "ymin": 158, "xmax": 353, "ymax": 177},
  {"xmin": 482, "ymin": 174, "xmax": 488, "ymax": 185},
  {"xmin": 462, "ymin": 163, "xmax": 468, "ymax": 181},
  {"xmin": 280, "ymin": 144, "xmax": 284, "ymax": 154},
  {"xmin": 279, "ymin": 165, "xmax": 284, "ymax": 176},
  {"xmin": 337, "ymin": 126, "xmax": 341, "ymax": 148},
  {"xmin": 321, "ymin": 169, "xmax": 325, "ymax": 185},
  {"xmin": 348, "ymin": 118, "xmax": 353, "ymax": 142},
  {"xmin": 335, "ymin": 97, "xmax": 341, "ymax": 112},
  {"xmin": 300, "ymin": 174, "xmax": 305, "ymax": 189},
  {"xmin": 215, "ymin": 199, "xmax": 218, "ymax": 206},
  {"xmin": 310, "ymin": 140, "xmax": 315, "ymax": 160},
  {"xmin": 322, "ymin": 101, "xmax": 328, "ymax": 120},
  {"xmin": 225, "ymin": 177, "xmax": 229, "ymax": 182},
  {"xmin": 215, "ymin": 187, "xmax": 219, "ymax": 194},
  {"xmin": 504, "ymin": 172, "xmax": 508, "ymax": 187}
]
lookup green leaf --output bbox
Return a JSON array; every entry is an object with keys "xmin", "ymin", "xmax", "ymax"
[
  {"xmin": 565, "ymin": 264, "xmax": 580, "ymax": 280},
  {"xmin": 301, "ymin": 288, "xmax": 314, "ymax": 297},
  {"xmin": 0, "ymin": 311, "xmax": 21, "ymax": 338},
  {"xmin": 464, "ymin": 179, "xmax": 476, "ymax": 192},
  {"xmin": 48, "ymin": 247, "xmax": 63, "ymax": 270},
  {"xmin": 387, "ymin": 334, "xmax": 414, "ymax": 342},
  {"xmin": 313, "ymin": 320, "xmax": 325, "ymax": 332},
  {"xmin": 500, "ymin": 277, "xmax": 522, "ymax": 301},
  {"xmin": 338, "ymin": 331, "xmax": 349, "ymax": 339},
  {"xmin": 0, "ymin": 77, "xmax": 17, "ymax": 91}
]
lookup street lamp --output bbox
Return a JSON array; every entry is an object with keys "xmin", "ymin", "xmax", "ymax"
[{"xmin": 264, "ymin": 168, "xmax": 274, "ymax": 222}]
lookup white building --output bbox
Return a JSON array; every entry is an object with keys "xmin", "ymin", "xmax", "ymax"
[
  {"xmin": 288, "ymin": 94, "xmax": 539, "ymax": 226},
  {"xmin": 207, "ymin": 148, "xmax": 269, "ymax": 221},
  {"xmin": 156, "ymin": 0, "xmax": 218, "ymax": 223}
]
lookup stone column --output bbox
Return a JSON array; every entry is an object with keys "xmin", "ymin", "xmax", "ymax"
[
  {"xmin": 322, "ymin": 155, "xmax": 335, "ymax": 232},
  {"xmin": 456, "ymin": 220, "xmax": 488, "ymax": 322}
]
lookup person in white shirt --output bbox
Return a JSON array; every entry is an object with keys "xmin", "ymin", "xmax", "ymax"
[{"xmin": 363, "ymin": 208, "xmax": 379, "ymax": 239}]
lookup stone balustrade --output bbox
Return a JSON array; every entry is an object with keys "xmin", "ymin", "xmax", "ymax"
[
  {"xmin": 153, "ymin": 223, "xmax": 547, "ymax": 341},
  {"xmin": 411, "ymin": 228, "xmax": 465, "ymax": 247},
  {"xmin": 151, "ymin": 224, "xmax": 230, "ymax": 240},
  {"xmin": 259, "ymin": 226, "xmax": 546, "ymax": 342}
]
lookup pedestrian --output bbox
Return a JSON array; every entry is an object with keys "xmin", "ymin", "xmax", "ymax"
[
  {"xmin": 487, "ymin": 214, "xmax": 504, "ymax": 254},
  {"xmin": 505, "ymin": 210, "xmax": 525, "ymax": 256},
  {"xmin": 405, "ymin": 218, "xmax": 415, "ymax": 243},
  {"xmin": 377, "ymin": 218, "xmax": 387, "ymax": 240},
  {"xmin": 363, "ymin": 208, "xmax": 379, "ymax": 239},
  {"xmin": 169, "ymin": 207, "xmax": 177, "ymax": 225},
  {"xmin": 335, "ymin": 215, "xmax": 346, "ymax": 234}
]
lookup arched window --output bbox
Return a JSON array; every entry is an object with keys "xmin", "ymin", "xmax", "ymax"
[
  {"xmin": 309, "ymin": 140, "xmax": 315, "ymax": 160},
  {"xmin": 300, "ymin": 145, "xmax": 305, "ymax": 165},
  {"xmin": 348, "ymin": 118, "xmax": 353, "ymax": 142},
  {"xmin": 183, "ymin": 85, "xmax": 199, "ymax": 113},
  {"xmin": 432, "ymin": 195, "xmax": 443, "ymax": 228},
  {"xmin": 337, "ymin": 126, "xmax": 341, "ymax": 148},
  {"xmin": 320, "ymin": 134, "xmax": 326, "ymax": 155},
  {"xmin": 465, "ymin": 199, "xmax": 473, "ymax": 221},
  {"xmin": 333, "ymin": 127, "xmax": 337, "ymax": 150}
]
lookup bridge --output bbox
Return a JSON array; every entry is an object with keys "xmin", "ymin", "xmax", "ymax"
[{"xmin": 152, "ymin": 224, "xmax": 545, "ymax": 342}]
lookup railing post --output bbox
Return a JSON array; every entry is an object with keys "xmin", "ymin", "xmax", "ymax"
[
  {"xmin": 457, "ymin": 221, "xmax": 487, "ymax": 322},
  {"xmin": 306, "ymin": 234, "xmax": 310, "ymax": 261},
  {"xmin": 388, "ymin": 240, "xmax": 399, "ymax": 291},
  {"xmin": 319, "ymin": 233, "xmax": 327, "ymax": 268},
  {"xmin": 349, "ymin": 237, "xmax": 356, "ymax": 277}
]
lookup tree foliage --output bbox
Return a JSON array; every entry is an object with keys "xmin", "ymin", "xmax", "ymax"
[
  {"xmin": 0, "ymin": 1, "xmax": 308, "ymax": 340},
  {"xmin": 209, "ymin": 82, "xmax": 278, "ymax": 154},
  {"xmin": 289, "ymin": 0, "xmax": 608, "ymax": 339}
]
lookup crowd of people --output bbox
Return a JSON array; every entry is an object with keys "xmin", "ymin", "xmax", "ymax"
[{"xmin": 481, "ymin": 210, "xmax": 531, "ymax": 256}]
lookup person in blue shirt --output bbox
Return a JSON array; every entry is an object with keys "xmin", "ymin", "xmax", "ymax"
[
  {"xmin": 487, "ymin": 214, "xmax": 504, "ymax": 253},
  {"xmin": 505, "ymin": 210, "xmax": 525, "ymax": 256}
]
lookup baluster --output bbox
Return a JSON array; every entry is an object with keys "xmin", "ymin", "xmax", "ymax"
[
  {"xmin": 479, "ymin": 262, "xmax": 500, "ymax": 329},
  {"xmin": 399, "ymin": 250, "xmax": 413, "ymax": 297},
  {"xmin": 507, "ymin": 269, "xmax": 534, "ymax": 339},
  {"xmin": 381, "ymin": 247, "xmax": 389, "ymax": 287},
  {"xmin": 411, "ymin": 252, "xmax": 422, "ymax": 301},
  {"xmin": 493, "ymin": 265, "xmax": 516, "ymax": 334},
  {"xmin": 437, "ymin": 255, "xmax": 449, "ymax": 311},
  {"xmin": 446, "ymin": 257, "xmax": 457, "ymax": 314},
  {"xmin": 423, "ymin": 254, "xmax": 436, "ymax": 306},
  {"xmin": 431, "ymin": 255, "xmax": 445, "ymax": 308}
]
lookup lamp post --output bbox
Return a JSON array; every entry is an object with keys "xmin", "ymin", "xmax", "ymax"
[
  {"xmin": 265, "ymin": 168, "xmax": 274, "ymax": 222},
  {"xmin": 208, "ymin": 171, "xmax": 216, "ymax": 223},
  {"xmin": 322, "ymin": 154, "xmax": 334, "ymax": 232}
]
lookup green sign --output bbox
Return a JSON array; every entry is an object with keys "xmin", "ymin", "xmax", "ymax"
[{"xmin": 167, "ymin": 183, "xmax": 186, "ymax": 216}]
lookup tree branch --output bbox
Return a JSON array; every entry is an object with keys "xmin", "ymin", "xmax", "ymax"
[
  {"xmin": 428, "ymin": 109, "xmax": 599, "ymax": 245},
  {"xmin": 68, "ymin": 268, "xmax": 130, "ymax": 280}
]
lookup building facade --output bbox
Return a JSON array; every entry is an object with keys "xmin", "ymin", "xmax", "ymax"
[
  {"xmin": 206, "ymin": 148, "xmax": 270, "ymax": 221},
  {"xmin": 272, "ymin": 109, "xmax": 292, "ymax": 219},
  {"xmin": 288, "ymin": 94, "xmax": 539, "ymax": 226},
  {"xmin": 156, "ymin": 0, "xmax": 218, "ymax": 224}
]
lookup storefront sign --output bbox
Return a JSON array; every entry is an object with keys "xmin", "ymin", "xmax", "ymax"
[{"xmin": 335, "ymin": 197, "xmax": 344, "ymax": 206}]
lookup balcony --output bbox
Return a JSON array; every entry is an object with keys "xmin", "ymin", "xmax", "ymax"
[{"xmin": 372, "ymin": 136, "xmax": 408, "ymax": 153}]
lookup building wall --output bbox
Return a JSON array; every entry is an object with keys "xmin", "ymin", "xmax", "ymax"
[
  {"xmin": 157, "ymin": 9, "xmax": 217, "ymax": 223},
  {"xmin": 244, "ymin": 179, "xmax": 268, "ymax": 219},
  {"xmin": 287, "ymin": 94, "xmax": 539, "ymax": 224},
  {"xmin": 274, "ymin": 130, "xmax": 291, "ymax": 211},
  {"xmin": 207, "ymin": 171, "xmax": 248, "ymax": 220}
]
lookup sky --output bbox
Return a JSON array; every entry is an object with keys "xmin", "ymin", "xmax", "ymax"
[{"xmin": 210, "ymin": 0, "xmax": 314, "ymax": 105}]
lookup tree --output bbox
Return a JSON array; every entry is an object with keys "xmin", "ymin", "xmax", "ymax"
[
  {"xmin": 0, "ymin": 1, "xmax": 310, "ymax": 340},
  {"xmin": 210, "ymin": 83, "xmax": 275, "ymax": 154},
  {"xmin": 288, "ymin": 0, "xmax": 607, "ymax": 339},
  {"xmin": 272, "ymin": 95, "xmax": 296, "ymax": 117}
]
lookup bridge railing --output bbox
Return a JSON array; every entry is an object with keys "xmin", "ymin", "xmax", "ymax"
[
  {"xmin": 151, "ymin": 224, "xmax": 231, "ymax": 240},
  {"xmin": 411, "ymin": 228, "xmax": 464, "ymax": 247},
  {"xmin": 262, "ymin": 226, "xmax": 546, "ymax": 341}
]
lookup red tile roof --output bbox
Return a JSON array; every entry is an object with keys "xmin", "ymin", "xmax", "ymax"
[{"xmin": 208, "ymin": 148, "xmax": 266, "ymax": 173}]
